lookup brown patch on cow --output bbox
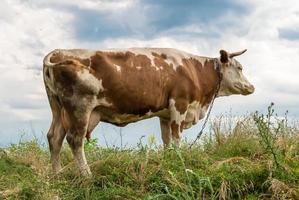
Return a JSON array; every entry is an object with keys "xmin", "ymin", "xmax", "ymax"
[
  {"xmin": 52, "ymin": 64, "xmax": 76, "ymax": 97},
  {"xmin": 198, "ymin": 59, "xmax": 221, "ymax": 105},
  {"xmin": 96, "ymin": 92, "xmax": 106, "ymax": 100},
  {"xmin": 45, "ymin": 68, "xmax": 50, "ymax": 78},
  {"xmin": 174, "ymin": 100, "xmax": 188, "ymax": 115},
  {"xmin": 167, "ymin": 57, "xmax": 206, "ymax": 106},
  {"xmin": 180, "ymin": 120, "xmax": 185, "ymax": 132},
  {"xmin": 86, "ymin": 131, "xmax": 91, "ymax": 141},
  {"xmin": 50, "ymin": 51, "xmax": 91, "ymax": 67},
  {"xmin": 152, "ymin": 52, "xmax": 167, "ymax": 60},
  {"xmin": 172, "ymin": 58, "xmax": 220, "ymax": 107},
  {"xmin": 152, "ymin": 52, "xmax": 169, "ymax": 69},
  {"xmin": 89, "ymin": 51, "xmax": 175, "ymax": 116},
  {"xmin": 161, "ymin": 53, "xmax": 167, "ymax": 59},
  {"xmin": 153, "ymin": 54, "xmax": 173, "ymax": 71}
]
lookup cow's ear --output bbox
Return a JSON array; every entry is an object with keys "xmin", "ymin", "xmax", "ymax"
[{"xmin": 220, "ymin": 50, "xmax": 229, "ymax": 63}]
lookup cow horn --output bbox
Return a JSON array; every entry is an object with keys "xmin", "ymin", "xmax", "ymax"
[{"xmin": 229, "ymin": 49, "xmax": 247, "ymax": 58}]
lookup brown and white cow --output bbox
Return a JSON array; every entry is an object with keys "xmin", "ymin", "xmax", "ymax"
[{"xmin": 43, "ymin": 48, "xmax": 254, "ymax": 175}]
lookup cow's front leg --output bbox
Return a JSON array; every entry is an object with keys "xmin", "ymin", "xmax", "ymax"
[
  {"xmin": 169, "ymin": 99, "xmax": 188, "ymax": 146},
  {"xmin": 159, "ymin": 118, "xmax": 171, "ymax": 147}
]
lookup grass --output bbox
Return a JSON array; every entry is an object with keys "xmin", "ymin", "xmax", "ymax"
[{"xmin": 0, "ymin": 105, "xmax": 298, "ymax": 199}]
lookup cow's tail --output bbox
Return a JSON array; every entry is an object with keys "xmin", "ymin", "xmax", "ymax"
[
  {"xmin": 43, "ymin": 50, "xmax": 60, "ymax": 96},
  {"xmin": 43, "ymin": 51, "xmax": 64, "ymax": 130},
  {"xmin": 43, "ymin": 51, "xmax": 67, "ymax": 133},
  {"xmin": 43, "ymin": 51, "xmax": 59, "ymax": 101},
  {"xmin": 43, "ymin": 50, "xmax": 57, "ymax": 67}
]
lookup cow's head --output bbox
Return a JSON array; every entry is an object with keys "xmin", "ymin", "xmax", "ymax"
[{"xmin": 217, "ymin": 49, "xmax": 254, "ymax": 96}]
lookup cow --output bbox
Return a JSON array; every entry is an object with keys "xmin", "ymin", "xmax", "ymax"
[{"xmin": 43, "ymin": 48, "xmax": 254, "ymax": 175}]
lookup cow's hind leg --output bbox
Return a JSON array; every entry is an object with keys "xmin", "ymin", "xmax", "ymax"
[
  {"xmin": 46, "ymin": 92, "xmax": 66, "ymax": 174},
  {"xmin": 65, "ymin": 108, "xmax": 92, "ymax": 176},
  {"xmin": 48, "ymin": 118, "xmax": 66, "ymax": 174}
]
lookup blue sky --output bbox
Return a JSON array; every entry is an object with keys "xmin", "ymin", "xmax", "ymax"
[{"xmin": 0, "ymin": 0, "xmax": 299, "ymax": 146}]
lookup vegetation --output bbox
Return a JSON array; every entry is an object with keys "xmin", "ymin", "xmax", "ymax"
[{"xmin": 0, "ymin": 104, "xmax": 298, "ymax": 199}]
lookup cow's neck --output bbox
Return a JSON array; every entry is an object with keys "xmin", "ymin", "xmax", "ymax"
[{"xmin": 197, "ymin": 58, "xmax": 221, "ymax": 105}]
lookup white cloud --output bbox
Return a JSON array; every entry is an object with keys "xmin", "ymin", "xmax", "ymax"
[
  {"xmin": 0, "ymin": 0, "xmax": 299, "ymax": 145},
  {"xmin": 218, "ymin": 0, "xmax": 299, "ymax": 115},
  {"xmin": 0, "ymin": 0, "xmax": 75, "ymax": 122},
  {"xmin": 33, "ymin": 0, "xmax": 136, "ymax": 12}
]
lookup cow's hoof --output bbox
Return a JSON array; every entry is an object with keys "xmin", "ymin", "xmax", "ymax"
[{"xmin": 80, "ymin": 166, "xmax": 92, "ymax": 177}]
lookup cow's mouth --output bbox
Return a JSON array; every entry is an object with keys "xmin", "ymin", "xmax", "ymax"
[{"xmin": 234, "ymin": 83, "xmax": 255, "ymax": 95}]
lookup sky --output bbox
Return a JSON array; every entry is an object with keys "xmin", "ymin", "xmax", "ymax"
[{"xmin": 0, "ymin": 0, "xmax": 299, "ymax": 147}]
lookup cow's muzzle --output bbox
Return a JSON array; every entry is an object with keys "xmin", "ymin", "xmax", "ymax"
[
  {"xmin": 242, "ymin": 84, "xmax": 255, "ymax": 95},
  {"xmin": 234, "ymin": 83, "xmax": 255, "ymax": 95}
]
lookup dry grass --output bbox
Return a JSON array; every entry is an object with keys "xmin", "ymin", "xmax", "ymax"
[{"xmin": 269, "ymin": 178, "xmax": 298, "ymax": 199}]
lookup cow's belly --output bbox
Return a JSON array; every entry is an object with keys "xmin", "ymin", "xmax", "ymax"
[
  {"xmin": 183, "ymin": 102, "xmax": 208, "ymax": 129},
  {"xmin": 94, "ymin": 106, "xmax": 170, "ymax": 126}
]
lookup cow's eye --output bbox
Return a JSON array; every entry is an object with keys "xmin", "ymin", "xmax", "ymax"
[{"xmin": 237, "ymin": 66, "xmax": 242, "ymax": 71}]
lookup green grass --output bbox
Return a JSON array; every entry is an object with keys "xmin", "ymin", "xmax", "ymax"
[{"xmin": 1, "ymin": 106, "xmax": 299, "ymax": 199}]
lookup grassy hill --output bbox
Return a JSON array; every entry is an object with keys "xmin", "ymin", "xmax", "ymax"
[{"xmin": 0, "ymin": 105, "xmax": 298, "ymax": 199}]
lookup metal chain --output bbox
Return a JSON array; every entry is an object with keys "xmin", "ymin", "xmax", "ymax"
[{"xmin": 189, "ymin": 59, "xmax": 222, "ymax": 148}]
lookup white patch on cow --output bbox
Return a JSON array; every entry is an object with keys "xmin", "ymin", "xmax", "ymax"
[
  {"xmin": 113, "ymin": 64, "xmax": 121, "ymax": 72},
  {"xmin": 99, "ymin": 79, "xmax": 104, "ymax": 91},
  {"xmin": 168, "ymin": 100, "xmax": 209, "ymax": 130},
  {"xmin": 71, "ymin": 96, "xmax": 97, "ymax": 119},
  {"xmin": 46, "ymin": 49, "xmax": 96, "ymax": 70},
  {"xmin": 77, "ymin": 70, "xmax": 104, "ymax": 94},
  {"xmin": 136, "ymin": 66, "xmax": 142, "ymax": 70},
  {"xmin": 59, "ymin": 49, "xmax": 96, "ymax": 60},
  {"xmin": 169, "ymin": 99, "xmax": 187, "ymax": 125},
  {"xmin": 98, "ymin": 98, "xmax": 113, "ymax": 107},
  {"xmin": 130, "ymin": 48, "xmax": 156, "ymax": 66},
  {"xmin": 194, "ymin": 56, "xmax": 208, "ymax": 67},
  {"xmin": 146, "ymin": 110, "xmax": 153, "ymax": 116},
  {"xmin": 73, "ymin": 145, "xmax": 91, "ymax": 176},
  {"xmin": 184, "ymin": 101, "xmax": 208, "ymax": 129}
]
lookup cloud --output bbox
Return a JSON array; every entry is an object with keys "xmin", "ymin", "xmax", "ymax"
[
  {"xmin": 0, "ymin": 0, "xmax": 299, "ymax": 145},
  {"xmin": 0, "ymin": 0, "xmax": 76, "ymax": 123},
  {"xmin": 279, "ymin": 28, "xmax": 299, "ymax": 40},
  {"xmin": 26, "ymin": 0, "xmax": 249, "ymax": 42}
]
